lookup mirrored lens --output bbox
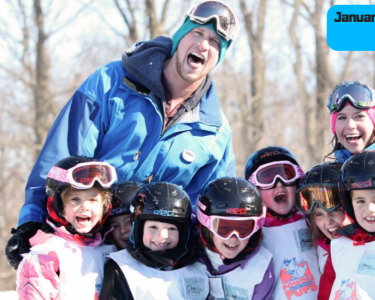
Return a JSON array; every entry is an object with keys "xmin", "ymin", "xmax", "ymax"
[
  {"xmin": 256, "ymin": 164, "xmax": 296, "ymax": 184},
  {"xmin": 72, "ymin": 165, "xmax": 113, "ymax": 186},
  {"xmin": 212, "ymin": 218, "xmax": 255, "ymax": 239},
  {"xmin": 297, "ymin": 186, "xmax": 341, "ymax": 213},
  {"xmin": 192, "ymin": 2, "xmax": 236, "ymax": 37}
]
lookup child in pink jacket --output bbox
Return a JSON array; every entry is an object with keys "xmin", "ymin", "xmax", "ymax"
[{"xmin": 16, "ymin": 156, "xmax": 117, "ymax": 299}]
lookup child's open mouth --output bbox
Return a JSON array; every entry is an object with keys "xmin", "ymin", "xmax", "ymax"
[
  {"xmin": 274, "ymin": 192, "xmax": 287, "ymax": 204},
  {"xmin": 76, "ymin": 216, "xmax": 90, "ymax": 223},
  {"xmin": 224, "ymin": 243, "xmax": 239, "ymax": 250}
]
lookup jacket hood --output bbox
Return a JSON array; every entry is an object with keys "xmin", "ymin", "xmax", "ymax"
[{"xmin": 122, "ymin": 36, "xmax": 172, "ymax": 100}]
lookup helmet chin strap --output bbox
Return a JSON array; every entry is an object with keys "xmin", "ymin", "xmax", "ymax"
[{"xmin": 266, "ymin": 206, "xmax": 295, "ymax": 219}]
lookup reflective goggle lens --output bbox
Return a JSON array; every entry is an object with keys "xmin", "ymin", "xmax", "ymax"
[
  {"xmin": 72, "ymin": 165, "xmax": 114, "ymax": 186},
  {"xmin": 256, "ymin": 164, "xmax": 296, "ymax": 184},
  {"xmin": 296, "ymin": 186, "xmax": 341, "ymax": 214},
  {"xmin": 212, "ymin": 218, "xmax": 255, "ymax": 239},
  {"xmin": 327, "ymin": 81, "xmax": 374, "ymax": 113},
  {"xmin": 188, "ymin": 1, "xmax": 237, "ymax": 40}
]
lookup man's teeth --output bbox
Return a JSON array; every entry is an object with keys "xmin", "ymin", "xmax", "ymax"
[{"xmin": 191, "ymin": 52, "xmax": 204, "ymax": 59}]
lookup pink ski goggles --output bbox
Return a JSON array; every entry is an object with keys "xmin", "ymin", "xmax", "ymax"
[
  {"xmin": 196, "ymin": 205, "xmax": 266, "ymax": 241},
  {"xmin": 47, "ymin": 162, "xmax": 117, "ymax": 189},
  {"xmin": 248, "ymin": 161, "xmax": 304, "ymax": 190}
]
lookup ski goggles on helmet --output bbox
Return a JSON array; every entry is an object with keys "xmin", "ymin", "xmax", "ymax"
[
  {"xmin": 186, "ymin": 1, "xmax": 239, "ymax": 41},
  {"xmin": 327, "ymin": 81, "xmax": 375, "ymax": 113},
  {"xmin": 47, "ymin": 162, "xmax": 117, "ymax": 190},
  {"xmin": 196, "ymin": 206, "xmax": 266, "ymax": 241},
  {"xmin": 248, "ymin": 161, "xmax": 304, "ymax": 190},
  {"xmin": 295, "ymin": 185, "xmax": 342, "ymax": 215}
]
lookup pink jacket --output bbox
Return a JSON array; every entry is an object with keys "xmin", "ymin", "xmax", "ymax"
[{"xmin": 16, "ymin": 221, "xmax": 114, "ymax": 300}]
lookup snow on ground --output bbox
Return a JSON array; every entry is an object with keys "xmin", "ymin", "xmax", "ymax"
[{"xmin": 0, "ymin": 290, "xmax": 17, "ymax": 300}]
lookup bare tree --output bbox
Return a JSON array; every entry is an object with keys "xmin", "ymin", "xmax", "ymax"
[
  {"xmin": 239, "ymin": 0, "xmax": 268, "ymax": 155},
  {"xmin": 286, "ymin": 0, "xmax": 353, "ymax": 165}
]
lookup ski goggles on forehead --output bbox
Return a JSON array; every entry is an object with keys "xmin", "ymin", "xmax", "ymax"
[
  {"xmin": 248, "ymin": 161, "xmax": 304, "ymax": 190},
  {"xmin": 47, "ymin": 162, "xmax": 117, "ymax": 190},
  {"xmin": 327, "ymin": 81, "xmax": 375, "ymax": 113},
  {"xmin": 196, "ymin": 206, "xmax": 266, "ymax": 241},
  {"xmin": 186, "ymin": 1, "xmax": 239, "ymax": 41},
  {"xmin": 295, "ymin": 185, "xmax": 342, "ymax": 215}
]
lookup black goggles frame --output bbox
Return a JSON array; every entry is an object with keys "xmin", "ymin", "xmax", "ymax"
[
  {"xmin": 295, "ymin": 185, "xmax": 342, "ymax": 215},
  {"xmin": 327, "ymin": 81, "xmax": 374, "ymax": 114}
]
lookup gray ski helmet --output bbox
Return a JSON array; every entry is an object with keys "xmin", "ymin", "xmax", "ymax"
[
  {"xmin": 129, "ymin": 182, "xmax": 192, "ymax": 249},
  {"xmin": 244, "ymin": 146, "xmax": 302, "ymax": 181},
  {"xmin": 108, "ymin": 181, "xmax": 145, "ymax": 220},
  {"xmin": 339, "ymin": 151, "xmax": 375, "ymax": 223},
  {"xmin": 196, "ymin": 177, "xmax": 265, "ymax": 252}
]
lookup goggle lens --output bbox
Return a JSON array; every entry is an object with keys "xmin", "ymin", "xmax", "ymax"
[
  {"xmin": 188, "ymin": 1, "xmax": 238, "ymax": 41},
  {"xmin": 213, "ymin": 218, "xmax": 255, "ymax": 239},
  {"xmin": 327, "ymin": 81, "xmax": 374, "ymax": 113},
  {"xmin": 72, "ymin": 165, "xmax": 114, "ymax": 186},
  {"xmin": 256, "ymin": 164, "xmax": 296, "ymax": 184},
  {"xmin": 296, "ymin": 186, "xmax": 341, "ymax": 214}
]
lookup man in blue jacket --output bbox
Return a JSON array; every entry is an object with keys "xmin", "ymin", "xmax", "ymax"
[{"xmin": 6, "ymin": 0, "xmax": 239, "ymax": 269}]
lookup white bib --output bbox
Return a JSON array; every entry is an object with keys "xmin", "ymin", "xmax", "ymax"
[
  {"xmin": 262, "ymin": 219, "xmax": 320, "ymax": 300},
  {"xmin": 110, "ymin": 249, "xmax": 209, "ymax": 300},
  {"xmin": 330, "ymin": 237, "xmax": 375, "ymax": 300},
  {"xmin": 194, "ymin": 246, "xmax": 273, "ymax": 300}
]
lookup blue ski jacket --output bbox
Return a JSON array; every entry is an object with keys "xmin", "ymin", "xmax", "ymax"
[{"xmin": 18, "ymin": 36, "xmax": 235, "ymax": 226}]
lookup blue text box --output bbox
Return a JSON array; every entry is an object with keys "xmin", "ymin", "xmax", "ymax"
[{"xmin": 327, "ymin": 5, "xmax": 375, "ymax": 51}]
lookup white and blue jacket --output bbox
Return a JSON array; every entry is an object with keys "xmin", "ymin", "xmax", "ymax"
[{"xmin": 19, "ymin": 36, "xmax": 235, "ymax": 226}]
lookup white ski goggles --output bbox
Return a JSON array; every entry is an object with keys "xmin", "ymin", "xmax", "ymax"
[
  {"xmin": 248, "ymin": 161, "xmax": 304, "ymax": 190},
  {"xmin": 186, "ymin": 1, "xmax": 239, "ymax": 41},
  {"xmin": 47, "ymin": 161, "xmax": 117, "ymax": 189},
  {"xmin": 196, "ymin": 206, "xmax": 266, "ymax": 241}
]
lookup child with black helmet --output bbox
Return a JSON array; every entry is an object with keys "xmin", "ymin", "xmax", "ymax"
[
  {"xmin": 194, "ymin": 176, "xmax": 274, "ymax": 299},
  {"xmin": 244, "ymin": 146, "xmax": 320, "ymax": 300},
  {"xmin": 104, "ymin": 181, "xmax": 144, "ymax": 250},
  {"xmin": 295, "ymin": 162, "xmax": 350, "ymax": 273},
  {"xmin": 318, "ymin": 151, "xmax": 375, "ymax": 299},
  {"xmin": 99, "ymin": 182, "xmax": 209, "ymax": 300},
  {"xmin": 15, "ymin": 156, "xmax": 117, "ymax": 299}
]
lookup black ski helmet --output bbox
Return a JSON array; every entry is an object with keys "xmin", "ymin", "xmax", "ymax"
[
  {"xmin": 108, "ymin": 181, "xmax": 145, "ymax": 220},
  {"xmin": 296, "ymin": 161, "xmax": 343, "ymax": 215},
  {"xmin": 244, "ymin": 146, "xmax": 302, "ymax": 184},
  {"xmin": 196, "ymin": 177, "xmax": 265, "ymax": 253},
  {"xmin": 129, "ymin": 182, "xmax": 192, "ymax": 249},
  {"xmin": 339, "ymin": 151, "xmax": 375, "ymax": 223},
  {"xmin": 45, "ymin": 156, "xmax": 114, "ymax": 228}
]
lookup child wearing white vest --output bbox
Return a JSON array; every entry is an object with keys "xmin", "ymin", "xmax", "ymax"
[
  {"xmin": 195, "ymin": 176, "xmax": 275, "ymax": 299},
  {"xmin": 318, "ymin": 151, "xmax": 375, "ymax": 299},
  {"xmin": 99, "ymin": 182, "xmax": 209, "ymax": 300},
  {"xmin": 295, "ymin": 162, "xmax": 351, "ymax": 273},
  {"xmin": 245, "ymin": 146, "xmax": 321, "ymax": 300},
  {"xmin": 16, "ymin": 156, "xmax": 117, "ymax": 300}
]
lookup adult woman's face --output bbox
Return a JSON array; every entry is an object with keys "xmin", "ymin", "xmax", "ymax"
[{"xmin": 335, "ymin": 105, "xmax": 374, "ymax": 154}]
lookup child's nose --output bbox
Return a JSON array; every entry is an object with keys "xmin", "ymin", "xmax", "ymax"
[
  {"xmin": 160, "ymin": 228, "xmax": 169, "ymax": 239},
  {"xmin": 369, "ymin": 202, "xmax": 375, "ymax": 211}
]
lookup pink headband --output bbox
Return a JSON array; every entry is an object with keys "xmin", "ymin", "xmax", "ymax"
[{"xmin": 330, "ymin": 104, "xmax": 375, "ymax": 135}]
